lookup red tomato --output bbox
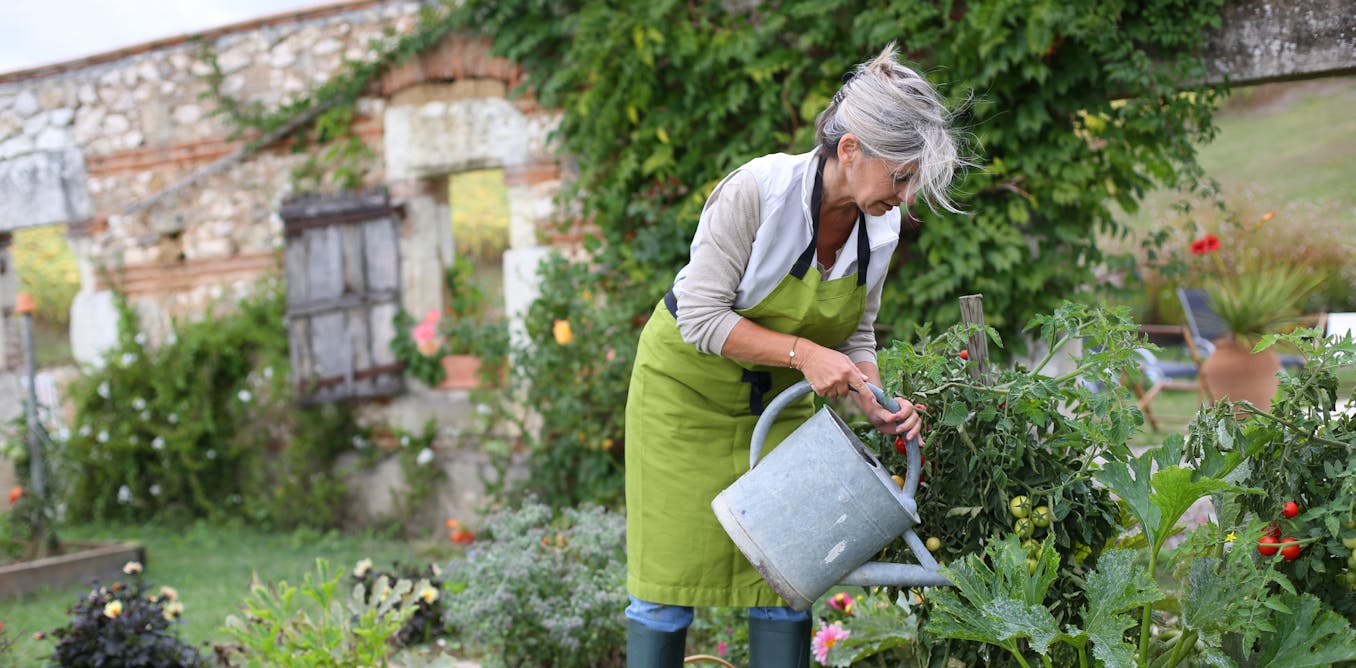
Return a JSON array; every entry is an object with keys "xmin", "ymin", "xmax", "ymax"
[
  {"xmin": 959, "ymin": 350, "xmax": 969, "ymax": 360},
  {"xmin": 894, "ymin": 436, "xmax": 908, "ymax": 455},
  {"xmin": 1264, "ymin": 522, "xmax": 1282, "ymax": 539},
  {"xmin": 1281, "ymin": 501, "xmax": 1300, "ymax": 519},
  {"xmin": 1279, "ymin": 537, "xmax": 1301, "ymax": 561},
  {"xmin": 1257, "ymin": 535, "xmax": 1280, "ymax": 556}
]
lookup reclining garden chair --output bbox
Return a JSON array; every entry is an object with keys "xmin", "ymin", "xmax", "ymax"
[
  {"xmin": 1176, "ymin": 287, "xmax": 1306, "ymax": 370},
  {"xmin": 1126, "ymin": 324, "xmax": 1212, "ymax": 432}
]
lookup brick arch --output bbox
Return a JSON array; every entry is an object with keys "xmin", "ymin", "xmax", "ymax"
[{"xmin": 379, "ymin": 33, "xmax": 532, "ymax": 107}]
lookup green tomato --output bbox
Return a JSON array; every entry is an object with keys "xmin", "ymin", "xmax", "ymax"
[
  {"xmin": 1009, "ymin": 495, "xmax": 1031, "ymax": 519},
  {"xmin": 1031, "ymin": 505, "xmax": 1052, "ymax": 528},
  {"xmin": 1347, "ymin": 552, "xmax": 1356, "ymax": 571},
  {"xmin": 925, "ymin": 536, "xmax": 942, "ymax": 552},
  {"xmin": 1342, "ymin": 535, "xmax": 1356, "ymax": 550},
  {"xmin": 1014, "ymin": 517, "xmax": 1034, "ymax": 539},
  {"xmin": 1025, "ymin": 557, "xmax": 1039, "ymax": 575}
]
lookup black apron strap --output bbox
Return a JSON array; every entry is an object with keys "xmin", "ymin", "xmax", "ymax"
[
  {"xmin": 855, "ymin": 212, "xmax": 870, "ymax": 286},
  {"xmin": 791, "ymin": 156, "xmax": 828, "ymax": 280},
  {"xmin": 741, "ymin": 369, "xmax": 774, "ymax": 416},
  {"xmin": 664, "ymin": 288, "xmax": 679, "ymax": 317}
]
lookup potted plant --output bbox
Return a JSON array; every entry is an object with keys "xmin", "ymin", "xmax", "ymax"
[
  {"xmin": 390, "ymin": 258, "xmax": 506, "ymax": 389},
  {"xmin": 1184, "ymin": 212, "xmax": 1326, "ymax": 410}
]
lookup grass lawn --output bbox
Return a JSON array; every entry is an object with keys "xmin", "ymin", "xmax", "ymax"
[{"xmin": 4, "ymin": 521, "xmax": 458, "ymax": 666}]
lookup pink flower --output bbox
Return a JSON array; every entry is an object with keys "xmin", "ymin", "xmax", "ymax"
[
  {"xmin": 828, "ymin": 592, "xmax": 855, "ymax": 615},
  {"xmin": 812, "ymin": 623, "xmax": 850, "ymax": 665},
  {"xmin": 412, "ymin": 321, "xmax": 438, "ymax": 344},
  {"xmin": 423, "ymin": 308, "xmax": 442, "ymax": 324},
  {"xmin": 717, "ymin": 640, "xmax": 727, "ymax": 656}
]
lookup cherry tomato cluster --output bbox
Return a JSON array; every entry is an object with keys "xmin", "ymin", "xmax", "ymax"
[
  {"xmin": 1256, "ymin": 500, "xmax": 1302, "ymax": 561},
  {"xmin": 892, "ymin": 436, "xmax": 928, "ymax": 484},
  {"xmin": 1008, "ymin": 495, "xmax": 1060, "ymax": 572}
]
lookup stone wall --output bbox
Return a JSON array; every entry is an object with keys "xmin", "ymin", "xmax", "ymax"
[{"xmin": 0, "ymin": 0, "xmax": 562, "ymax": 528}]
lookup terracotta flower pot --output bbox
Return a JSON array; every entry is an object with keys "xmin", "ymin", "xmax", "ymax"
[
  {"xmin": 1200, "ymin": 338, "xmax": 1281, "ymax": 412},
  {"xmin": 438, "ymin": 354, "xmax": 484, "ymax": 390}
]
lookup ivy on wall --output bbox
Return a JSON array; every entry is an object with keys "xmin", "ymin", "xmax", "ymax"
[{"xmin": 450, "ymin": 0, "xmax": 1229, "ymax": 348}]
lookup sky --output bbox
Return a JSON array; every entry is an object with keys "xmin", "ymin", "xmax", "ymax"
[{"xmin": 0, "ymin": 0, "xmax": 326, "ymax": 74}]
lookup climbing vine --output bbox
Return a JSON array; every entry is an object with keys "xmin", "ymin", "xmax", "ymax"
[
  {"xmin": 449, "ymin": 0, "xmax": 1230, "ymax": 349},
  {"xmin": 196, "ymin": 2, "xmax": 465, "ymax": 190}
]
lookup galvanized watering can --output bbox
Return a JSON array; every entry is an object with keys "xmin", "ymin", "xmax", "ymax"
[{"xmin": 711, "ymin": 380, "xmax": 950, "ymax": 611}]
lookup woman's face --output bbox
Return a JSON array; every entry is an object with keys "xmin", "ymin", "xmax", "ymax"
[{"xmin": 839, "ymin": 135, "xmax": 917, "ymax": 217}]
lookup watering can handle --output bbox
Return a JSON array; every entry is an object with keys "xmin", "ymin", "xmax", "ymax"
[{"xmin": 748, "ymin": 381, "xmax": 924, "ymax": 499}]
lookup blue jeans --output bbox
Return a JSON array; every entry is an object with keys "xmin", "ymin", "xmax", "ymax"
[{"xmin": 625, "ymin": 595, "xmax": 810, "ymax": 633}]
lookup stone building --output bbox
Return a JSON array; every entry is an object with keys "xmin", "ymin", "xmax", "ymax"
[{"xmin": 0, "ymin": 0, "xmax": 571, "ymax": 524}]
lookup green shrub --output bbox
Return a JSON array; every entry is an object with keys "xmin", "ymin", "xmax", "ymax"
[
  {"xmin": 223, "ymin": 558, "xmax": 430, "ymax": 667},
  {"xmin": 443, "ymin": 500, "xmax": 626, "ymax": 667}
]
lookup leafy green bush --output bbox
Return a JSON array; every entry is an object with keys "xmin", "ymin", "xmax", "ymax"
[
  {"xmin": 223, "ymin": 558, "xmax": 431, "ymax": 667},
  {"xmin": 484, "ymin": 254, "xmax": 639, "ymax": 509},
  {"xmin": 443, "ymin": 500, "xmax": 626, "ymax": 667},
  {"xmin": 42, "ymin": 560, "xmax": 211, "ymax": 667},
  {"xmin": 59, "ymin": 282, "xmax": 362, "ymax": 530}
]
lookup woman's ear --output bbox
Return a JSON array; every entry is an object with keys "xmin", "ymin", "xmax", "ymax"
[{"xmin": 837, "ymin": 133, "xmax": 859, "ymax": 165}]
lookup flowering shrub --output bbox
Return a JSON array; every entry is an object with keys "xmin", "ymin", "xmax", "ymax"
[
  {"xmin": 442, "ymin": 499, "xmax": 627, "ymax": 667},
  {"xmin": 42, "ymin": 561, "xmax": 210, "ymax": 667},
  {"xmin": 389, "ymin": 257, "xmax": 509, "ymax": 387},
  {"xmin": 350, "ymin": 558, "xmax": 449, "ymax": 647},
  {"xmin": 59, "ymin": 283, "xmax": 364, "ymax": 530}
]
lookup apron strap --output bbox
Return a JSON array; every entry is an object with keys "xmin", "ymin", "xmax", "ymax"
[
  {"xmin": 791, "ymin": 156, "xmax": 828, "ymax": 280},
  {"xmin": 741, "ymin": 369, "xmax": 773, "ymax": 416},
  {"xmin": 856, "ymin": 213, "xmax": 870, "ymax": 286}
]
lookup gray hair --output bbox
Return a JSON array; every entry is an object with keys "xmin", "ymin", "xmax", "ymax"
[{"xmin": 815, "ymin": 43, "xmax": 968, "ymax": 214}]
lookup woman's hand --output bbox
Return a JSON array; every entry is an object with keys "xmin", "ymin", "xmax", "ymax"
[
  {"xmin": 795, "ymin": 342, "xmax": 868, "ymax": 399},
  {"xmin": 853, "ymin": 387, "xmax": 926, "ymax": 444}
]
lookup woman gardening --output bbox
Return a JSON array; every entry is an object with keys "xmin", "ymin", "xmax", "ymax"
[{"xmin": 624, "ymin": 44, "xmax": 967, "ymax": 666}]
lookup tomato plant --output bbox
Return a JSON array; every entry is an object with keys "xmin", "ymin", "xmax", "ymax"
[{"xmin": 1282, "ymin": 501, "xmax": 1300, "ymax": 519}]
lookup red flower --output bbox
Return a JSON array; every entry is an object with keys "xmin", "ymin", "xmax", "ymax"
[
  {"xmin": 1189, "ymin": 234, "xmax": 1221, "ymax": 255},
  {"xmin": 8, "ymin": 486, "xmax": 20, "ymax": 504}
]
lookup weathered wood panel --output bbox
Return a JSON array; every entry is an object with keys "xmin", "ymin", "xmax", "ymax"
[{"xmin": 280, "ymin": 188, "xmax": 404, "ymax": 403}]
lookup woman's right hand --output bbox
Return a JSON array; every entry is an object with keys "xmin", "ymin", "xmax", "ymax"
[{"xmin": 795, "ymin": 342, "xmax": 869, "ymax": 398}]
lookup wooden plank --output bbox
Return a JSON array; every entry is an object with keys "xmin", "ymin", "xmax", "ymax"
[
  {"xmin": 284, "ymin": 240, "xmax": 308, "ymax": 307},
  {"xmin": 341, "ymin": 223, "xmax": 367, "ymax": 294},
  {"xmin": 287, "ymin": 290, "xmax": 399, "ymax": 317},
  {"xmin": 364, "ymin": 217, "xmax": 399, "ymax": 292},
  {"xmin": 348, "ymin": 306, "xmax": 373, "ymax": 380},
  {"xmin": 309, "ymin": 311, "xmax": 348, "ymax": 382},
  {"xmin": 958, "ymin": 295, "xmax": 991, "ymax": 384},
  {"xmin": 289, "ymin": 316, "xmax": 313, "ymax": 390},
  {"xmin": 369, "ymin": 301, "xmax": 398, "ymax": 366},
  {"xmin": 306, "ymin": 226, "xmax": 344, "ymax": 302}
]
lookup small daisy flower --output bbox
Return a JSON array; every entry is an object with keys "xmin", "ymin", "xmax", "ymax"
[
  {"xmin": 152, "ymin": 436, "xmax": 165, "ymax": 451},
  {"xmin": 237, "ymin": 389, "xmax": 252, "ymax": 403},
  {"xmin": 353, "ymin": 558, "xmax": 373, "ymax": 578},
  {"xmin": 419, "ymin": 585, "xmax": 439, "ymax": 604},
  {"xmin": 416, "ymin": 447, "xmax": 435, "ymax": 466},
  {"xmin": 103, "ymin": 600, "xmax": 123, "ymax": 618},
  {"xmin": 812, "ymin": 623, "xmax": 850, "ymax": 665},
  {"xmin": 117, "ymin": 486, "xmax": 133, "ymax": 504},
  {"xmin": 131, "ymin": 397, "xmax": 146, "ymax": 411},
  {"xmin": 149, "ymin": 484, "xmax": 162, "ymax": 497}
]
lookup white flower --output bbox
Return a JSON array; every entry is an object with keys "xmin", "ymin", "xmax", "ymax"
[
  {"xmin": 97, "ymin": 431, "xmax": 109, "ymax": 444},
  {"xmin": 400, "ymin": 435, "xmax": 410, "ymax": 447},
  {"xmin": 57, "ymin": 427, "xmax": 70, "ymax": 441},
  {"xmin": 159, "ymin": 585, "xmax": 178, "ymax": 601},
  {"xmin": 476, "ymin": 403, "xmax": 492, "ymax": 416},
  {"xmin": 430, "ymin": 563, "xmax": 442, "ymax": 577},
  {"xmin": 123, "ymin": 561, "xmax": 142, "ymax": 574},
  {"xmin": 419, "ymin": 585, "xmax": 439, "ymax": 604},
  {"xmin": 140, "ymin": 410, "xmax": 151, "ymax": 421},
  {"xmin": 79, "ymin": 424, "xmax": 92, "ymax": 437},
  {"xmin": 353, "ymin": 558, "xmax": 373, "ymax": 577},
  {"xmin": 134, "ymin": 332, "xmax": 147, "ymax": 345},
  {"xmin": 263, "ymin": 366, "xmax": 274, "ymax": 379},
  {"xmin": 163, "ymin": 601, "xmax": 184, "ymax": 620},
  {"xmin": 166, "ymin": 333, "xmax": 177, "ymax": 345},
  {"xmin": 120, "ymin": 352, "xmax": 136, "ymax": 366},
  {"xmin": 168, "ymin": 413, "xmax": 179, "ymax": 424},
  {"xmin": 352, "ymin": 435, "xmax": 367, "ymax": 449},
  {"xmin": 98, "ymin": 381, "xmax": 110, "ymax": 399},
  {"xmin": 117, "ymin": 486, "xmax": 132, "ymax": 504},
  {"xmin": 206, "ymin": 449, "xmax": 217, "ymax": 460},
  {"xmin": 415, "ymin": 448, "xmax": 435, "ymax": 466},
  {"xmin": 103, "ymin": 600, "xmax": 123, "ymax": 618},
  {"xmin": 152, "ymin": 437, "xmax": 165, "ymax": 451},
  {"xmin": 237, "ymin": 389, "xmax": 252, "ymax": 403},
  {"xmin": 131, "ymin": 397, "xmax": 146, "ymax": 411},
  {"xmin": 149, "ymin": 484, "xmax": 161, "ymax": 496}
]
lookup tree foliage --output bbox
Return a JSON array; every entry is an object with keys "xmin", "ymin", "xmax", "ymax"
[{"xmin": 450, "ymin": 0, "xmax": 1228, "ymax": 346}]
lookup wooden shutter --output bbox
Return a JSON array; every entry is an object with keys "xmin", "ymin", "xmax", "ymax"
[{"xmin": 281, "ymin": 189, "xmax": 404, "ymax": 403}]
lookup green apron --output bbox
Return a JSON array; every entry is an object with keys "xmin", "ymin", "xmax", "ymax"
[{"xmin": 625, "ymin": 157, "xmax": 872, "ymax": 607}]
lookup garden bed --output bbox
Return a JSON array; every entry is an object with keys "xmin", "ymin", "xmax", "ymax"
[{"xmin": 0, "ymin": 541, "xmax": 145, "ymax": 600}]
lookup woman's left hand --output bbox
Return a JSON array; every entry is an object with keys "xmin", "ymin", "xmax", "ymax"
[{"xmin": 853, "ymin": 388, "xmax": 925, "ymax": 444}]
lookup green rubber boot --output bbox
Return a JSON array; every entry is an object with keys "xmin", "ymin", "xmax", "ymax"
[
  {"xmin": 627, "ymin": 619, "xmax": 687, "ymax": 668},
  {"xmin": 748, "ymin": 616, "xmax": 811, "ymax": 668}
]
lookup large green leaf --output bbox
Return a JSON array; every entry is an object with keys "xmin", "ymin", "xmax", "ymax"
[
  {"xmin": 1254, "ymin": 594, "xmax": 1356, "ymax": 667},
  {"xmin": 1080, "ymin": 549, "xmax": 1160, "ymax": 668}
]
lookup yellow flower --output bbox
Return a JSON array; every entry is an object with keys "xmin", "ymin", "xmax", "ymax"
[
  {"xmin": 163, "ymin": 601, "xmax": 184, "ymax": 620},
  {"xmin": 353, "ymin": 558, "xmax": 373, "ymax": 578},
  {"xmin": 420, "ymin": 586, "xmax": 439, "ymax": 604},
  {"xmin": 553, "ymin": 319, "xmax": 574, "ymax": 345},
  {"xmin": 103, "ymin": 600, "xmax": 123, "ymax": 618},
  {"xmin": 122, "ymin": 561, "xmax": 143, "ymax": 575},
  {"xmin": 602, "ymin": 438, "xmax": 614, "ymax": 451},
  {"xmin": 1225, "ymin": 531, "xmax": 1237, "ymax": 543},
  {"xmin": 159, "ymin": 586, "xmax": 178, "ymax": 601}
]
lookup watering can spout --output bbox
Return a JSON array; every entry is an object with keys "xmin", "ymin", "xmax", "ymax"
[{"xmin": 840, "ymin": 561, "xmax": 952, "ymax": 588}]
